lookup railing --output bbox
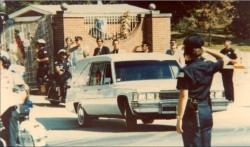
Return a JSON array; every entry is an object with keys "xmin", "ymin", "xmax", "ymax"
[{"xmin": 83, "ymin": 13, "xmax": 139, "ymax": 40}]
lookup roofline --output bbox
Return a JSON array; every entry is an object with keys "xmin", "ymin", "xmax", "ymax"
[
  {"xmin": 9, "ymin": 3, "xmax": 152, "ymax": 19},
  {"xmin": 9, "ymin": 5, "xmax": 52, "ymax": 18},
  {"xmin": 13, "ymin": 16, "xmax": 43, "ymax": 22}
]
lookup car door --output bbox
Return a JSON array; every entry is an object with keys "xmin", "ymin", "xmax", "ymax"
[
  {"xmin": 70, "ymin": 62, "xmax": 91, "ymax": 100},
  {"xmin": 84, "ymin": 62, "xmax": 119, "ymax": 115}
]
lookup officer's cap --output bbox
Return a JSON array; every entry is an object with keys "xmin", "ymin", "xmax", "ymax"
[
  {"xmin": 224, "ymin": 38, "xmax": 231, "ymax": 43},
  {"xmin": 0, "ymin": 50, "xmax": 11, "ymax": 68},
  {"xmin": 183, "ymin": 35, "xmax": 204, "ymax": 55},
  {"xmin": 37, "ymin": 39, "xmax": 46, "ymax": 44},
  {"xmin": 75, "ymin": 36, "xmax": 83, "ymax": 41},
  {"xmin": 0, "ymin": 50, "xmax": 10, "ymax": 60},
  {"xmin": 58, "ymin": 49, "xmax": 66, "ymax": 55}
]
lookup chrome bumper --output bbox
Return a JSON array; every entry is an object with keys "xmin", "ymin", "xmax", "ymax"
[
  {"xmin": 131, "ymin": 98, "xmax": 229, "ymax": 114},
  {"xmin": 131, "ymin": 100, "xmax": 178, "ymax": 115}
]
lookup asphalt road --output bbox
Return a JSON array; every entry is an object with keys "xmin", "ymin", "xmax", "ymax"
[{"xmin": 29, "ymin": 69, "xmax": 250, "ymax": 146}]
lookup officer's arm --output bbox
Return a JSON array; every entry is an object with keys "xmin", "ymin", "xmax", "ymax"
[
  {"xmin": 66, "ymin": 45, "xmax": 71, "ymax": 56},
  {"xmin": 203, "ymin": 47, "xmax": 230, "ymax": 67},
  {"xmin": 132, "ymin": 45, "xmax": 140, "ymax": 52},
  {"xmin": 230, "ymin": 59, "xmax": 238, "ymax": 64},
  {"xmin": 37, "ymin": 57, "xmax": 49, "ymax": 62},
  {"xmin": 176, "ymin": 89, "xmax": 188, "ymax": 134},
  {"xmin": 55, "ymin": 65, "xmax": 63, "ymax": 75}
]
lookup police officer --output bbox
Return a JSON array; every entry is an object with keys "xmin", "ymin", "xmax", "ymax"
[
  {"xmin": 35, "ymin": 39, "xmax": 49, "ymax": 92},
  {"xmin": 220, "ymin": 39, "xmax": 238, "ymax": 102},
  {"xmin": 176, "ymin": 35, "xmax": 230, "ymax": 147},
  {"xmin": 0, "ymin": 51, "xmax": 28, "ymax": 146},
  {"xmin": 55, "ymin": 49, "xmax": 71, "ymax": 103}
]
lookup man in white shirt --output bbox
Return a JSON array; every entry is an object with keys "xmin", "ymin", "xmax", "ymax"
[
  {"xmin": 166, "ymin": 38, "xmax": 184, "ymax": 66},
  {"xmin": 66, "ymin": 36, "xmax": 89, "ymax": 67}
]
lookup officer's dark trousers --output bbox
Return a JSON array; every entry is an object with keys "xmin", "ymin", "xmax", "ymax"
[
  {"xmin": 36, "ymin": 65, "xmax": 49, "ymax": 86},
  {"xmin": 221, "ymin": 69, "xmax": 234, "ymax": 101},
  {"xmin": 56, "ymin": 76, "xmax": 67, "ymax": 101},
  {"xmin": 182, "ymin": 100, "xmax": 213, "ymax": 147},
  {"xmin": 1, "ymin": 107, "xmax": 18, "ymax": 146}
]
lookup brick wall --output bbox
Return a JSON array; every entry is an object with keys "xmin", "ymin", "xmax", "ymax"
[{"xmin": 53, "ymin": 11, "xmax": 171, "ymax": 56}]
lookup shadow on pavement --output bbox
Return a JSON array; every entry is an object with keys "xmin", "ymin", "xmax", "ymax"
[
  {"xmin": 36, "ymin": 117, "xmax": 176, "ymax": 133},
  {"xmin": 33, "ymin": 102, "xmax": 65, "ymax": 108}
]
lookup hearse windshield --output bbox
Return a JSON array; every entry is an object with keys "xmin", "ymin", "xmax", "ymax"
[{"xmin": 114, "ymin": 60, "xmax": 180, "ymax": 82}]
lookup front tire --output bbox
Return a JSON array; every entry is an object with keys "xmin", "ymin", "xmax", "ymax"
[
  {"xmin": 47, "ymin": 86, "xmax": 60, "ymax": 106},
  {"xmin": 124, "ymin": 102, "xmax": 137, "ymax": 130},
  {"xmin": 77, "ymin": 104, "xmax": 91, "ymax": 127}
]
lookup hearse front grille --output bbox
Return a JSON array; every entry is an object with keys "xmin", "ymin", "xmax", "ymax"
[{"xmin": 159, "ymin": 92, "xmax": 179, "ymax": 100}]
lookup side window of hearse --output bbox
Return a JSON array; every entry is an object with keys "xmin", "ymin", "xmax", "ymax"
[
  {"xmin": 73, "ymin": 63, "xmax": 91, "ymax": 86},
  {"xmin": 89, "ymin": 63, "xmax": 106, "ymax": 86}
]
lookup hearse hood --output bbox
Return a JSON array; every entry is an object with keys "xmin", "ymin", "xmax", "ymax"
[{"xmin": 114, "ymin": 79, "xmax": 178, "ymax": 92}]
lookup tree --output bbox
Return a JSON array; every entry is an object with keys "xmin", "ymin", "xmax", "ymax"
[
  {"xmin": 230, "ymin": 1, "xmax": 250, "ymax": 40},
  {"xmin": 194, "ymin": 1, "xmax": 235, "ymax": 46}
]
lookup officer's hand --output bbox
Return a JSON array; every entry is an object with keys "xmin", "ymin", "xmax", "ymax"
[
  {"xmin": 202, "ymin": 47, "xmax": 209, "ymax": 53},
  {"xmin": 176, "ymin": 119, "xmax": 184, "ymax": 134},
  {"xmin": 36, "ymin": 58, "xmax": 40, "ymax": 62}
]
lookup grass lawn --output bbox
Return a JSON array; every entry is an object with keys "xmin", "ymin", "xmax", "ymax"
[{"xmin": 171, "ymin": 30, "xmax": 250, "ymax": 52}]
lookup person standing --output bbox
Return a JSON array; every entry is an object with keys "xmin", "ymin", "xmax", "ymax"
[
  {"xmin": 176, "ymin": 35, "xmax": 229, "ymax": 147},
  {"xmin": 35, "ymin": 39, "xmax": 49, "ymax": 91},
  {"xmin": 93, "ymin": 37, "xmax": 110, "ymax": 56},
  {"xmin": 66, "ymin": 36, "xmax": 89, "ymax": 67},
  {"xmin": 132, "ymin": 41, "xmax": 150, "ymax": 53},
  {"xmin": 220, "ymin": 39, "xmax": 237, "ymax": 102},
  {"xmin": 110, "ymin": 39, "xmax": 126, "ymax": 54},
  {"xmin": 166, "ymin": 38, "xmax": 183, "ymax": 66}
]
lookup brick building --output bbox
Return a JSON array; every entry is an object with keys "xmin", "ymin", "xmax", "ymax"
[{"xmin": 5, "ymin": 3, "xmax": 172, "ymax": 88}]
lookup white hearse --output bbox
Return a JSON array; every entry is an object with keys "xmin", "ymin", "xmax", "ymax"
[{"xmin": 66, "ymin": 53, "xmax": 228, "ymax": 129}]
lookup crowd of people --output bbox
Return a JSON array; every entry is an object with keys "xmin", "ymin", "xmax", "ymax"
[
  {"xmin": 0, "ymin": 34, "xmax": 238, "ymax": 147},
  {"xmin": 34, "ymin": 35, "xmax": 238, "ymax": 104}
]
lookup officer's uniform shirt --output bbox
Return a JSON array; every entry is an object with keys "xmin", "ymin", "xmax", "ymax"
[
  {"xmin": 37, "ymin": 47, "xmax": 49, "ymax": 67},
  {"xmin": 55, "ymin": 59, "xmax": 71, "ymax": 75},
  {"xmin": 220, "ymin": 48, "xmax": 237, "ymax": 66},
  {"xmin": 176, "ymin": 58, "xmax": 224, "ymax": 100},
  {"xmin": 0, "ymin": 69, "xmax": 26, "ymax": 114}
]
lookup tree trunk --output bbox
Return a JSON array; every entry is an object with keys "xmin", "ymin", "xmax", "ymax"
[{"xmin": 208, "ymin": 21, "xmax": 212, "ymax": 46}]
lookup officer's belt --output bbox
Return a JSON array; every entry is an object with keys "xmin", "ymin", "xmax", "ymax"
[
  {"xmin": 38, "ymin": 62, "xmax": 48, "ymax": 67},
  {"xmin": 189, "ymin": 98, "xmax": 208, "ymax": 104}
]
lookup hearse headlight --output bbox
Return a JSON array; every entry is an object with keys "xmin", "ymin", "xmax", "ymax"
[
  {"xmin": 132, "ymin": 92, "xmax": 160, "ymax": 101},
  {"xmin": 210, "ymin": 90, "xmax": 224, "ymax": 99}
]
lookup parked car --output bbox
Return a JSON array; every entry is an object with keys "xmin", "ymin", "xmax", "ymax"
[{"xmin": 65, "ymin": 53, "xmax": 228, "ymax": 129}]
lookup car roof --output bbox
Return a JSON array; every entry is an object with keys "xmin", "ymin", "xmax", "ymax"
[{"xmin": 82, "ymin": 53, "xmax": 177, "ymax": 63}]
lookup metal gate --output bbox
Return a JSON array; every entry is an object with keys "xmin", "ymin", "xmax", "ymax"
[{"xmin": 1, "ymin": 15, "xmax": 54, "ymax": 89}]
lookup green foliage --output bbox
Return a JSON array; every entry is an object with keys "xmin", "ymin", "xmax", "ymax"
[
  {"xmin": 194, "ymin": 1, "xmax": 234, "ymax": 31},
  {"xmin": 175, "ymin": 1, "xmax": 235, "ymax": 46},
  {"xmin": 172, "ymin": 29, "xmax": 250, "ymax": 52},
  {"xmin": 230, "ymin": 1, "xmax": 250, "ymax": 40},
  {"xmin": 174, "ymin": 15, "xmax": 197, "ymax": 31}
]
